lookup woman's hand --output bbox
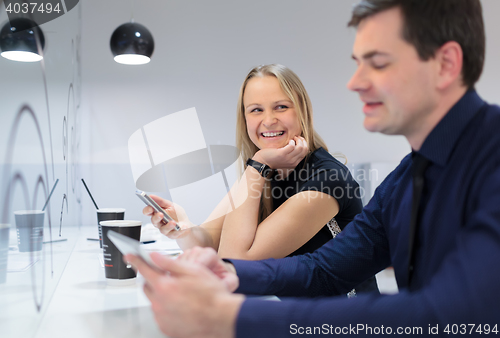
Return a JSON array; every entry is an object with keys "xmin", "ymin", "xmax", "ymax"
[
  {"xmin": 253, "ymin": 136, "xmax": 308, "ymax": 169},
  {"xmin": 143, "ymin": 195, "xmax": 193, "ymax": 238}
]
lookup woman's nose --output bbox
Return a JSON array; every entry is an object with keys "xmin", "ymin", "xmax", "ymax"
[{"xmin": 262, "ymin": 111, "xmax": 277, "ymax": 127}]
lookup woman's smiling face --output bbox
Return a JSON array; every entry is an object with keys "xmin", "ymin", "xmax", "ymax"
[{"xmin": 244, "ymin": 75, "xmax": 302, "ymax": 150}]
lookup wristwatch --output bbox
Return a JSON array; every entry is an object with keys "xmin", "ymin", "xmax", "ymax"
[{"xmin": 246, "ymin": 158, "xmax": 274, "ymax": 179}]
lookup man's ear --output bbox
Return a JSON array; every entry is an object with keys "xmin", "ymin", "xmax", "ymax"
[{"xmin": 435, "ymin": 41, "xmax": 464, "ymax": 90}]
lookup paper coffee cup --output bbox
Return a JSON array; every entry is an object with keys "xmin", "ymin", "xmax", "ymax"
[
  {"xmin": 96, "ymin": 208, "xmax": 125, "ymax": 248},
  {"xmin": 14, "ymin": 210, "xmax": 44, "ymax": 252},
  {"xmin": 100, "ymin": 220, "xmax": 141, "ymax": 285}
]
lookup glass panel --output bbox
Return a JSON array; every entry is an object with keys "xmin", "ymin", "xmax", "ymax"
[{"xmin": 0, "ymin": 3, "xmax": 82, "ymax": 337}]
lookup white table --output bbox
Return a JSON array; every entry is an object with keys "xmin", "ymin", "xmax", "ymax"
[
  {"xmin": 0, "ymin": 226, "xmax": 172, "ymax": 338},
  {"xmin": 0, "ymin": 226, "xmax": 398, "ymax": 338}
]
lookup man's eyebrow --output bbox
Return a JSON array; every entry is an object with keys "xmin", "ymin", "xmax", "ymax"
[{"xmin": 351, "ymin": 50, "xmax": 391, "ymax": 61}]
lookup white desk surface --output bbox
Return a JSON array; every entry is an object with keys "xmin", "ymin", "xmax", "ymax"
[
  {"xmin": 37, "ymin": 227, "xmax": 169, "ymax": 338},
  {"xmin": 1, "ymin": 226, "xmax": 170, "ymax": 338},
  {"xmin": 0, "ymin": 226, "xmax": 398, "ymax": 338}
]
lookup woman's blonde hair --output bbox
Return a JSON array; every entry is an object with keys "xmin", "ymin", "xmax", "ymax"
[{"xmin": 235, "ymin": 64, "xmax": 329, "ymax": 222}]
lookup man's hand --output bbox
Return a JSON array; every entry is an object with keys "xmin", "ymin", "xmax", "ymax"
[
  {"xmin": 178, "ymin": 246, "xmax": 239, "ymax": 292},
  {"xmin": 125, "ymin": 252, "xmax": 244, "ymax": 338}
]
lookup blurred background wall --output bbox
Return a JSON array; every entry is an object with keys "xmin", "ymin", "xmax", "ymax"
[{"xmin": 78, "ymin": 0, "xmax": 500, "ymax": 224}]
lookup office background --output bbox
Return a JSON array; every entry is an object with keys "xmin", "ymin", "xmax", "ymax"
[
  {"xmin": 0, "ymin": 1, "xmax": 499, "ymax": 336},
  {"xmin": 79, "ymin": 0, "xmax": 500, "ymax": 224}
]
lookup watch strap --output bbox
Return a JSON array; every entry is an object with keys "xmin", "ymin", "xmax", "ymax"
[{"xmin": 246, "ymin": 158, "xmax": 274, "ymax": 179}]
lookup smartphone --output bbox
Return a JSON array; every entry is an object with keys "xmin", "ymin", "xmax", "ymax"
[
  {"xmin": 107, "ymin": 230, "xmax": 163, "ymax": 272},
  {"xmin": 135, "ymin": 190, "xmax": 181, "ymax": 231}
]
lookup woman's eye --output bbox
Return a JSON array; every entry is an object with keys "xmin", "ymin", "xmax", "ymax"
[
  {"xmin": 275, "ymin": 105, "xmax": 288, "ymax": 111},
  {"xmin": 249, "ymin": 108, "xmax": 262, "ymax": 113}
]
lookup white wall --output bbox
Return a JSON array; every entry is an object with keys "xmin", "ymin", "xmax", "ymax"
[{"xmin": 79, "ymin": 0, "xmax": 500, "ymax": 224}]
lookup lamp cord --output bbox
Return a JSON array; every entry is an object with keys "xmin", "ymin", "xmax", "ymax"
[{"xmin": 130, "ymin": 0, "xmax": 135, "ymax": 23}]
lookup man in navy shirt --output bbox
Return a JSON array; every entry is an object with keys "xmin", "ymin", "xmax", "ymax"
[{"xmin": 127, "ymin": 0, "xmax": 500, "ymax": 337}]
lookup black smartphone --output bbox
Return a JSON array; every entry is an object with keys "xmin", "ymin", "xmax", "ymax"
[{"xmin": 135, "ymin": 190, "xmax": 181, "ymax": 231}]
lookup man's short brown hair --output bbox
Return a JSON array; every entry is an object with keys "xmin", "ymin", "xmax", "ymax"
[{"xmin": 348, "ymin": 0, "xmax": 485, "ymax": 89}]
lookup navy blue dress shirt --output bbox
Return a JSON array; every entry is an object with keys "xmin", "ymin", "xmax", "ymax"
[{"xmin": 229, "ymin": 90, "xmax": 500, "ymax": 337}]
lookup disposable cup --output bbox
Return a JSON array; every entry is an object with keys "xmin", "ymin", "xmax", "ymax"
[
  {"xmin": 96, "ymin": 208, "xmax": 125, "ymax": 248},
  {"xmin": 100, "ymin": 220, "xmax": 141, "ymax": 285},
  {"xmin": 14, "ymin": 210, "xmax": 44, "ymax": 252}
]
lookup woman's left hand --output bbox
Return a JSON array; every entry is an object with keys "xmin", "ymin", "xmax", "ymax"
[{"xmin": 253, "ymin": 136, "xmax": 308, "ymax": 169}]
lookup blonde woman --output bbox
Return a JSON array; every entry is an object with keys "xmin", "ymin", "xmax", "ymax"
[{"xmin": 145, "ymin": 64, "xmax": 377, "ymax": 293}]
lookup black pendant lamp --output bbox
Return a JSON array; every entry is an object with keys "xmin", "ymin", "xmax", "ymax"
[
  {"xmin": 110, "ymin": 22, "xmax": 154, "ymax": 65},
  {"xmin": 0, "ymin": 18, "xmax": 45, "ymax": 62}
]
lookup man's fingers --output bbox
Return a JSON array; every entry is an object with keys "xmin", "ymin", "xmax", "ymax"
[
  {"xmin": 179, "ymin": 247, "xmax": 216, "ymax": 267},
  {"xmin": 143, "ymin": 281, "xmax": 155, "ymax": 302},
  {"xmin": 125, "ymin": 254, "xmax": 163, "ymax": 284},
  {"xmin": 150, "ymin": 252, "xmax": 197, "ymax": 277}
]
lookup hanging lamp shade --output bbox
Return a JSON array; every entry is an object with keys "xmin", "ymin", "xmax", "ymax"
[
  {"xmin": 110, "ymin": 22, "xmax": 154, "ymax": 65},
  {"xmin": 0, "ymin": 18, "xmax": 45, "ymax": 62}
]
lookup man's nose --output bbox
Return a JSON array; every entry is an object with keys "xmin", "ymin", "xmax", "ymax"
[{"xmin": 347, "ymin": 66, "xmax": 370, "ymax": 92}]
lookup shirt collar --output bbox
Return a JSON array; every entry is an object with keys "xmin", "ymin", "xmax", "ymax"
[{"xmin": 418, "ymin": 89, "xmax": 485, "ymax": 166}]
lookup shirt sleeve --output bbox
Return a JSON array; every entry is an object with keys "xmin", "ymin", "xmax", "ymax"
[{"xmin": 231, "ymin": 165, "xmax": 500, "ymax": 337}]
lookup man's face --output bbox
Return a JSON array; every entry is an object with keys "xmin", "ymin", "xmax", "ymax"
[{"xmin": 347, "ymin": 7, "xmax": 439, "ymax": 138}]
